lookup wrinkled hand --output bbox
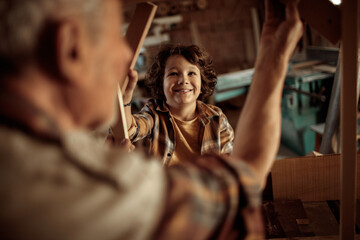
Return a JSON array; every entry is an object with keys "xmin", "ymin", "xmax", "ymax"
[
  {"xmin": 122, "ymin": 69, "xmax": 138, "ymax": 104},
  {"xmin": 260, "ymin": 0, "xmax": 304, "ymax": 58},
  {"xmin": 106, "ymin": 134, "xmax": 135, "ymax": 152}
]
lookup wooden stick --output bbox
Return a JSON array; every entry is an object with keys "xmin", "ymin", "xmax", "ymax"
[
  {"xmin": 340, "ymin": 0, "xmax": 359, "ymax": 239},
  {"xmin": 122, "ymin": 2, "xmax": 158, "ymax": 92},
  {"xmin": 114, "ymin": 88, "xmax": 129, "ymax": 139},
  {"xmin": 111, "ymin": 2, "xmax": 157, "ymax": 140}
]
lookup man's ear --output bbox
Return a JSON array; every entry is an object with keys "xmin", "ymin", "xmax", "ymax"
[{"xmin": 56, "ymin": 20, "xmax": 89, "ymax": 84}]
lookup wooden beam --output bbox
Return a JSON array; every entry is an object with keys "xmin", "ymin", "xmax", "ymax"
[
  {"xmin": 340, "ymin": 0, "xmax": 359, "ymax": 239},
  {"xmin": 297, "ymin": 0, "xmax": 341, "ymax": 45},
  {"xmin": 111, "ymin": 2, "xmax": 157, "ymax": 140},
  {"xmin": 250, "ymin": 7, "xmax": 260, "ymax": 55}
]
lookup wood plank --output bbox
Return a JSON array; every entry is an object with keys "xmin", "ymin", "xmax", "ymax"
[
  {"xmin": 270, "ymin": 235, "xmax": 360, "ymax": 240},
  {"xmin": 263, "ymin": 200, "xmax": 314, "ymax": 238},
  {"xmin": 124, "ymin": 2, "xmax": 157, "ymax": 82},
  {"xmin": 340, "ymin": 0, "xmax": 359, "ymax": 238},
  {"xmin": 291, "ymin": 60, "xmax": 323, "ymax": 70},
  {"xmin": 112, "ymin": 2, "xmax": 157, "ymax": 140},
  {"xmin": 189, "ymin": 22, "xmax": 202, "ymax": 47},
  {"xmin": 302, "ymin": 202, "xmax": 339, "ymax": 236},
  {"xmin": 250, "ymin": 7, "xmax": 260, "ymax": 55},
  {"xmin": 262, "ymin": 201, "xmax": 286, "ymax": 238},
  {"xmin": 327, "ymin": 200, "xmax": 360, "ymax": 235},
  {"xmin": 271, "ymin": 154, "xmax": 360, "ymax": 201},
  {"xmin": 327, "ymin": 200, "xmax": 340, "ymax": 224},
  {"xmin": 264, "ymin": 200, "xmax": 353, "ymax": 238},
  {"xmin": 297, "ymin": 0, "xmax": 341, "ymax": 45}
]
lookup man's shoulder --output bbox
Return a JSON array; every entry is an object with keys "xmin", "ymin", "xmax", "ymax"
[
  {"xmin": 0, "ymin": 124, "xmax": 166, "ymax": 191},
  {"xmin": 0, "ymin": 125, "xmax": 167, "ymax": 239},
  {"xmin": 62, "ymin": 130, "xmax": 166, "ymax": 188}
]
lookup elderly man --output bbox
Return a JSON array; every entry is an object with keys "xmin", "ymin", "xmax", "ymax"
[{"xmin": 0, "ymin": 0, "xmax": 302, "ymax": 239}]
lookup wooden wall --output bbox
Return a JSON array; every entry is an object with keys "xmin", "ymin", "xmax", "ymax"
[{"xmin": 124, "ymin": 0, "xmax": 263, "ymax": 74}]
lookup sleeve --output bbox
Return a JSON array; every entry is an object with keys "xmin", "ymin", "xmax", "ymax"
[
  {"xmin": 128, "ymin": 103, "xmax": 156, "ymax": 142},
  {"xmin": 152, "ymin": 153, "xmax": 264, "ymax": 240},
  {"xmin": 219, "ymin": 112, "xmax": 234, "ymax": 155}
]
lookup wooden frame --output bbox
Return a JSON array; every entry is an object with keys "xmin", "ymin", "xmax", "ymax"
[
  {"xmin": 272, "ymin": 1, "xmax": 358, "ymax": 239},
  {"xmin": 111, "ymin": 2, "xmax": 157, "ymax": 140}
]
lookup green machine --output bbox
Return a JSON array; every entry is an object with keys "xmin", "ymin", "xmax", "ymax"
[
  {"xmin": 281, "ymin": 46, "xmax": 339, "ymax": 156},
  {"xmin": 214, "ymin": 47, "xmax": 339, "ymax": 156},
  {"xmin": 281, "ymin": 68, "xmax": 334, "ymax": 156}
]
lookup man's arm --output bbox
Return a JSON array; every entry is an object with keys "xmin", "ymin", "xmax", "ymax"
[{"xmin": 231, "ymin": 0, "xmax": 303, "ymax": 187}]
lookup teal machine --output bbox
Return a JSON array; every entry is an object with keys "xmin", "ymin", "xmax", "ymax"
[
  {"xmin": 281, "ymin": 47, "xmax": 338, "ymax": 156},
  {"xmin": 215, "ymin": 47, "xmax": 339, "ymax": 156},
  {"xmin": 281, "ymin": 69, "xmax": 334, "ymax": 155}
]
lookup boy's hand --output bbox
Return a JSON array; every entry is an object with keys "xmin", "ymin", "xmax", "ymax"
[
  {"xmin": 122, "ymin": 69, "xmax": 138, "ymax": 104},
  {"xmin": 106, "ymin": 133, "xmax": 136, "ymax": 152}
]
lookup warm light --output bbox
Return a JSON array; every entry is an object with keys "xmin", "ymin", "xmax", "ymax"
[{"xmin": 329, "ymin": 0, "xmax": 341, "ymax": 5}]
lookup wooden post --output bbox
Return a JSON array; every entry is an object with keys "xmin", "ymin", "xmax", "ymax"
[
  {"xmin": 111, "ymin": 2, "xmax": 157, "ymax": 140},
  {"xmin": 250, "ymin": 7, "xmax": 260, "ymax": 55},
  {"xmin": 340, "ymin": 0, "xmax": 359, "ymax": 239}
]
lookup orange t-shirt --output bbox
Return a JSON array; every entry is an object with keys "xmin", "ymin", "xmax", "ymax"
[{"xmin": 169, "ymin": 116, "xmax": 201, "ymax": 166}]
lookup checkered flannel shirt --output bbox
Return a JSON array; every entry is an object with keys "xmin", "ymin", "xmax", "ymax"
[
  {"xmin": 128, "ymin": 99, "xmax": 234, "ymax": 166},
  {"xmin": 154, "ymin": 153, "xmax": 264, "ymax": 239}
]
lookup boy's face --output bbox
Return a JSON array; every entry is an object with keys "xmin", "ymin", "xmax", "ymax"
[{"xmin": 163, "ymin": 55, "xmax": 201, "ymax": 109}]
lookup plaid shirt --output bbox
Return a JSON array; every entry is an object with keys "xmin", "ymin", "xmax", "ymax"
[
  {"xmin": 0, "ymin": 124, "xmax": 264, "ymax": 240},
  {"xmin": 128, "ymin": 99, "xmax": 234, "ymax": 166},
  {"xmin": 154, "ymin": 153, "xmax": 265, "ymax": 239},
  {"xmin": 0, "ymin": 93, "xmax": 263, "ymax": 239}
]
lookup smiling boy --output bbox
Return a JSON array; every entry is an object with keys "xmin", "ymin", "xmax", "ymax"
[{"xmin": 122, "ymin": 45, "xmax": 234, "ymax": 166}]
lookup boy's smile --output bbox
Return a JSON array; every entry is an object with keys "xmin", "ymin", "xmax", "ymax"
[{"xmin": 173, "ymin": 88, "xmax": 193, "ymax": 93}]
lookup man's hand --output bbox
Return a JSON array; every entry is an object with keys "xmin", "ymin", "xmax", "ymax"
[{"xmin": 260, "ymin": 0, "xmax": 303, "ymax": 59}]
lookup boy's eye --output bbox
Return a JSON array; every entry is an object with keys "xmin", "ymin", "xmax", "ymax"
[
  {"xmin": 169, "ymin": 72, "xmax": 178, "ymax": 76},
  {"xmin": 189, "ymin": 72, "xmax": 196, "ymax": 76}
]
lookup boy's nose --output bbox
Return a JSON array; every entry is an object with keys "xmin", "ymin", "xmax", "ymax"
[{"xmin": 177, "ymin": 75, "xmax": 189, "ymax": 84}]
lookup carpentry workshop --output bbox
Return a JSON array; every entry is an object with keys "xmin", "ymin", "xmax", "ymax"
[{"xmin": 0, "ymin": 0, "xmax": 358, "ymax": 239}]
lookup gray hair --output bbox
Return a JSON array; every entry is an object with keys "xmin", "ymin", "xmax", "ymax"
[{"xmin": 0, "ymin": 0, "xmax": 104, "ymax": 76}]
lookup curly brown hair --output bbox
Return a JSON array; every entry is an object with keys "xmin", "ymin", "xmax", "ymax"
[{"xmin": 145, "ymin": 44, "xmax": 217, "ymax": 102}]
